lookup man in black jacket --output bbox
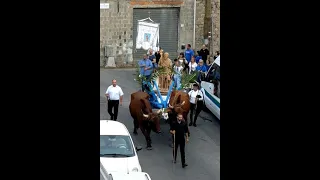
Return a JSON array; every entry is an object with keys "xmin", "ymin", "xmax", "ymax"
[
  {"xmin": 199, "ymin": 45, "xmax": 210, "ymax": 64},
  {"xmin": 214, "ymin": 51, "xmax": 220, "ymax": 60},
  {"xmin": 170, "ymin": 113, "xmax": 189, "ymax": 168},
  {"xmin": 154, "ymin": 47, "xmax": 162, "ymax": 64}
]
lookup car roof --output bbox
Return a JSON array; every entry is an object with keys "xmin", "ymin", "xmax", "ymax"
[{"xmin": 100, "ymin": 120, "xmax": 130, "ymax": 136}]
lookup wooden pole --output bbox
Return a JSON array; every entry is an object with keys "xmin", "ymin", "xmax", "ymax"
[{"xmin": 173, "ymin": 133, "xmax": 176, "ymax": 162}]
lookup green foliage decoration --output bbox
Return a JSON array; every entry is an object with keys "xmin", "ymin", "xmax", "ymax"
[{"xmin": 134, "ymin": 62, "xmax": 198, "ymax": 90}]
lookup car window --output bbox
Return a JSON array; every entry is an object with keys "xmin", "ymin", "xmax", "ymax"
[
  {"xmin": 206, "ymin": 64, "xmax": 220, "ymax": 83},
  {"xmin": 100, "ymin": 135, "xmax": 135, "ymax": 157},
  {"xmin": 205, "ymin": 64, "xmax": 220, "ymax": 98}
]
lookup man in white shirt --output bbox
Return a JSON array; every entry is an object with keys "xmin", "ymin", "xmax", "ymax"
[
  {"xmin": 187, "ymin": 84, "xmax": 204, "ymax": 127},
  {"xmin": 105, "ymin": 79, "xmax": 124, "ymax": 121}
]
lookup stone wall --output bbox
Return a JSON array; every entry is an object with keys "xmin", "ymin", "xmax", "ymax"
[
  {"xmin": 211, "ymin": 0, "xmax": 220, "ymax": 54},
  {"xmin": 100, "ymin": 0, "xmax": 134, "ymax": 67},
  {"xmin": 100, "ymin": 0, "xmax": 219, "ymax": 67},
  {"xmin": 195, "ymin": 0, "xmax": 205, "ymax": 51}
]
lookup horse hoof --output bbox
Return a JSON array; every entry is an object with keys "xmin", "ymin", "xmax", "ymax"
[{"xmin": 146, "ymin": 147, "xmax": 153, "ymax": 150}]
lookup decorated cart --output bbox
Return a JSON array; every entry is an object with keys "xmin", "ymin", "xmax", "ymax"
[
  {"xmin": 133, "ymin": 15, "xmax": 198, "ymax": 112},
  {"xmin": 135, "ymin": 65, "xmax": 198, "ymax": 111}
]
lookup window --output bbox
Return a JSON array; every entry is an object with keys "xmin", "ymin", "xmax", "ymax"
[
  {"xmin": 100, "ymin": 135, "xmax": 135, "ymax": 157},
  {"xmin": 206, "ymin": 64, "xmax": 220, "ymax": 83}
]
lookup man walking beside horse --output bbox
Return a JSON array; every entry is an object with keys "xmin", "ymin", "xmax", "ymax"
[{"xmin": 170, "ymin": 113, "xmax": 189, "ymax": 168}]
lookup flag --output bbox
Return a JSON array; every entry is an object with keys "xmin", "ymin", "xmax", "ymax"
[{"xmin": 136, "ymin": 21, "xmax": 160, "ymax": 51}]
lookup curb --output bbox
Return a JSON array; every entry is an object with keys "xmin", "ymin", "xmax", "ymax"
[{"xmin": 100, "ymin": 67, "xmax": 136, "ymax": 70}]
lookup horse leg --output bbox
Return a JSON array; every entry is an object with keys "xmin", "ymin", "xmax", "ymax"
[
  {"xmin": 140, "ymin": 127, "xmax": 152, "ymax": 150},
  {"xmin": 142, "ymin": 127, "xmax": 152, "ymax": 149},
  {"xmin": 133, "ymin": 118, "xmax": 139, "ymax": 135},
  {"xmin": 147, "ymin": 127, "xmax": 152, "ymax": 147}
]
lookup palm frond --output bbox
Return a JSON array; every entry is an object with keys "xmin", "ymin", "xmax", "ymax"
[
  {"xmin": 133, "ymin": 64, "xmax": 145, "ymax": 88},
  {"xmin": 134, "ymin": 61, "xmax": 197, "ymax": 90},
  {"xmin": 180, "ymin": 71, "xmax": 198, "ymax": 89},
  {"xmin": 152, "ymin": 66, "xmax": 171, "ymax": 79},
  {"xmin": 133, "ymin": 64, "xmax": 173, "ymax": 88}
]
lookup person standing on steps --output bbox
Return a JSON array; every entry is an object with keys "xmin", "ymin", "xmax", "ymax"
[
  {"xmin": 154, "ymin": 47, "xmax": 162, "ymax": 64},
  {"xmin": 214, "ymin": 50, "xmax": 220, "ymax": 60},
  {"xmin": 188, "ymin": 56, "xmax": 198, "ymax": 74},
  {"xmin": 199, "ymin": 45, "xmax": 210, "ymax": 65},
  {"xmin": 173, "ymin": 59, "xmax": 183, "ymax": 90},
  {"xmin": 188, "ymin": 83, "xmax": 204, "ymax": 127},
  {"xmin": 195, "ymin": 59, "xmax": 207, "ymax": 83},
  {"xmin": 105, "ymin": 79, "xmax": 124, "ymax": 121},
  {"xmin": 138, "ymin": 54, "xmax": 153, "ymax": 92},
  {"xmin": 148, "ymin": 49, "xmax": 158, "ymax": 72},
  {"xmin": 184, "ymin": 44, "xmax": 194, "ymax": 64},
  {"xmin": 170, "ymin": 113, "xmax": 189, "ymax": 168}
]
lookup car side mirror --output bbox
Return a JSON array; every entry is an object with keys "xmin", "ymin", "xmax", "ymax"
[{"xmin": 136, "ymin": 146, "xmax": 142, "ymax": 151}]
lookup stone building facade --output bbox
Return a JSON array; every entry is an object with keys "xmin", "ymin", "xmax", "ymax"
[
  {"xmin": 211, "ymin": 0, "xmax": 220, "ymax": 54},
  {"xmin": 100, "ymin": 0, "xmax": 220, "ymax": 67}
]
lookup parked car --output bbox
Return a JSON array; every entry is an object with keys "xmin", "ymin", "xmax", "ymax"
[
  {"xmin": 201, "ymin": 55, "xmax": 220, "ymax": 120},
  {"xmin": 101, "ymin": 161, "xmax": 152, "ymax": 180},
  {"xmin": 100, "ymin": 120, "xmax": 143, "ymax": 174},
  {"xmin": 109, "ymin": 172, "xmax": 152, "ymax": 180},
  {"xmin": 100, "ymin": 161, "xmax": 113, "ymax": 180}
]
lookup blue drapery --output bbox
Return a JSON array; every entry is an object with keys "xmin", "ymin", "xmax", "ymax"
[{"xmin": 143, "ymin": 81, "xmax": 164, "ymax": 109}]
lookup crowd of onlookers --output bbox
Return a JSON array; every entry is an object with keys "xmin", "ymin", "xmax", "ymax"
[{"xmin": 138, "ymin": 44, "xmax": 220, "ymax": 91}]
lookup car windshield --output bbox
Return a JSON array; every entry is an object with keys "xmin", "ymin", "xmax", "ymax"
[
  {"xmin": 205, "ymin": 63, "xmax": 220, "ymax": 98},
  {"xmin": 100, "ymin": 135, "xmax": 135, "ymax": 157}
]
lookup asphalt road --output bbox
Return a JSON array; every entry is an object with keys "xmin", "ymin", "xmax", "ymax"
[{"xmin": 100, "ymin": 68, "xmax": 220, "ymax": 180}]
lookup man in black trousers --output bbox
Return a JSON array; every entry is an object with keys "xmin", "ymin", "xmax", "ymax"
[
  {"xmin": 188, "ymin": 83, "xmax": 204, "ymax": 127},
  {"xmin": 170, "ymin": 113, "xmax": 189, "ymax": 168},
  {"xmin": 154, "ymin": 47, "xmax": 162, "ymax": 64},
  {"xmin": 105, "ymin": 79, "xmax": 124, "ymax": 121}
]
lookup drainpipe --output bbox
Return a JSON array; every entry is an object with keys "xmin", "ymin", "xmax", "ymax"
[{"xmin": 193, "ymin": 0, "xmax": 196, "ymax": 48}]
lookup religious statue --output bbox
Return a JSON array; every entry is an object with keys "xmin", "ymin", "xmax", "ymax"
[{"xmin": 158, "ymin": 52, "xmax": 172, "ymax": 92}]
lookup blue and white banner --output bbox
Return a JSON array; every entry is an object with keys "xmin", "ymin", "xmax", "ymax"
[{"xmin": 136, "ymin": 21, "xmax": 159, "ymax": 51}]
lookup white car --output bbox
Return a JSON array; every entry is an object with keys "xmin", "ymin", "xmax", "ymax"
[
  {"xmin": 100, "ymin": 120, "xmax": 143, "ymax": 174},
  {"xmin": 201, "ymin": 55, "xmax": 220, "ymax": 120},
  {"xmin": 109, "ymin": 172, "xmax": 152, "ymax": 180},
  {"xmin": 100, "ymin": 161, "xmax": 113, "ymax": 180},
  {"xmin": 100, "ymin": 161, "xmax": 151, "ymax": 180}
]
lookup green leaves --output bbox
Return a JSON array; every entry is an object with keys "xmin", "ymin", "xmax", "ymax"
[
  {"xmin": 180, "ymin": 71, "xmax": 198, "ymax": 89},
  {"xmin": 134, "ymin": 62, "xmax": 198, "ymax": 90},
  {"xmin": 134, "ymin": 64, "xmax": 170, "ymax": 88},
  {"xmin": 134, "ymin": 64, "xmax": 144, "ymax": 88}
]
